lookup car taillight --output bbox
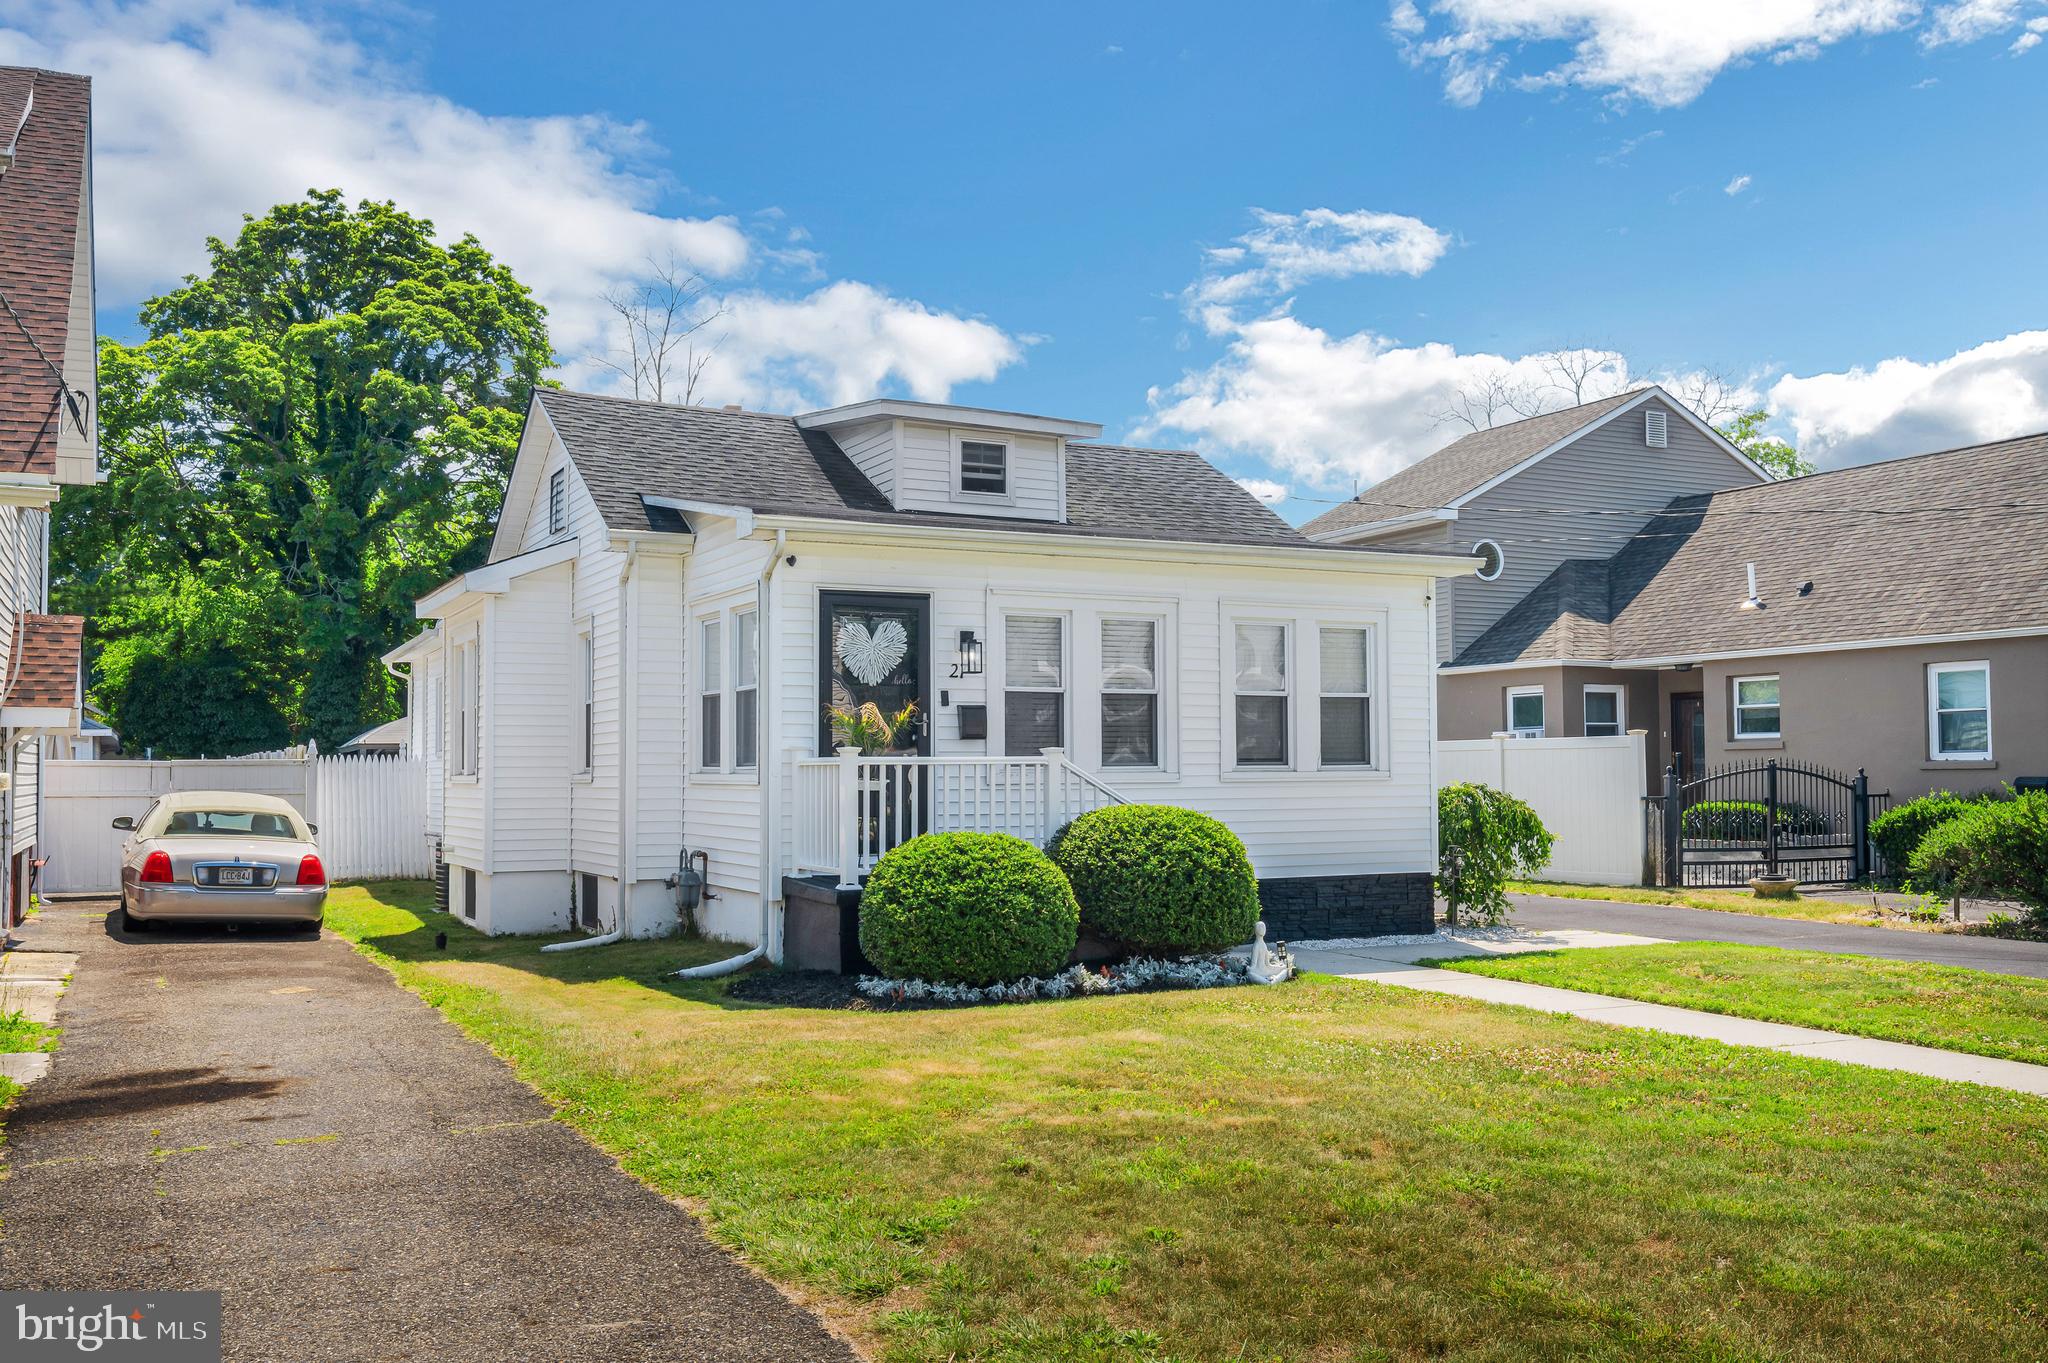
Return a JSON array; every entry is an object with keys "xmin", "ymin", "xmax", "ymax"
[
  {"xmin": 140, "ymin": 850, "xmax": 174, "ymax": 884},
  {"xmin": 297, "ymin": 854, "xmax": 326, "ymax": 886}
]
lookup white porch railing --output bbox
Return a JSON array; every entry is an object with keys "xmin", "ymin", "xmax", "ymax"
[{"xmin": 791, "ymin": 746, "xmax": 1127, "ymax": 888}]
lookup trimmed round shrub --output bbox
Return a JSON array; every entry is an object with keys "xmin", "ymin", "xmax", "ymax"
[
  {"xmin": 1050, "ymin": 804, "xmax": 1259, "ymax": 954},
  {"xmin": 1872, "ymin": 791, "xmax": 1998, "ymax": 873},
  {"xmin": 858, "ymin": 832, "xmax": 1079, "ymax": 985},
  {"xmin": 1908, "ymin": 793, "xmax": 2048, "ymax": 922}
]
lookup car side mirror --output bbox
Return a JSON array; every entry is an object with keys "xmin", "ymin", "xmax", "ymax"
[
  {"xmin": 111, "ymin": 816, "xmax": 135, "ymax": 831},
  {"xmin": 307, "ymin": 823, "xmax": 318, "ymax": 836}
]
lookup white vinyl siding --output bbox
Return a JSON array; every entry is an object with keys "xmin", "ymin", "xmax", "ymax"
[
  {"xmin": 892, "ymin": 422, "xmax": 1064, "ymax": 522},
  {"xmin": 1100, "ymin": 618, "xmax": 1160, "ymax": 768},
  {"xmin": 1733, "ymin": 675, "xmax": 1780, "ymax": 739},
  {"xmin": 1232, "ymin": 621, "xmax": 1289, "ymax": 767},
  {"xmin": 1506, "ymin": 686, "xmax": 1545, "ymax": 738},
  {"xmin": 1004, "ymin": 615, "xmax": 1066, "ymax": 755},
  {"xmin": 1927, "ymin": 661, "xmax": 1991, "ymax": 759}
]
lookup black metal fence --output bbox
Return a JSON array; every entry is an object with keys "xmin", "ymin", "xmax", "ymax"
[{"xmin": 1652, "ymin": 759, "xmax": 1891, "ymax": 888}]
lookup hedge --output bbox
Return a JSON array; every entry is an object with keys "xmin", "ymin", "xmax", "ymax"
[
  {"xmin": 1050, "ymin": 804, "xmax": 1259, "ymax": 954},
  {"xmin": 857, "ymin": 832, "xmax": 1080, "ymax": 985},
  {"xmin": 1871, "ymin": 791, "xmax": 1999, "ymax": 873},
  {"xmin": 1908, "ymin": 793, "xmax": 2048, "ymax": 923},
  {"xmin": 1680, "ymin": 799, "xmax": 1827, "ymax": 841}
]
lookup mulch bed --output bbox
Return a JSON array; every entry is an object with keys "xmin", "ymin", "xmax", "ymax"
[{"xmin": 723, "ymin": 969, "xmax": 885, "ymax": 1010}]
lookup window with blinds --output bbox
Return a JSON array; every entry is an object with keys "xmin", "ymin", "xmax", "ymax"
[
  {"xmin": 1101, "ymin": 618, "xmax": 1158, "ymax": 767},
  {"xmin": 1319, "ymin": 627, "xmax": 1371, "ymax": 766},
  {"xmin": 578, "ymin": 629, "xmax": 594, "ymax": 772},
  {"xmin": 1004, "ymin": 615, "xmax": 1064, "ymax": 754},
  {"xmin": 960, "ymin": 439, "xmax": 1008, "ymax": 495},
  {"xmin": 699, "ymin": 618, "xmax": 723, "ymax": 769},
  {"xmin": 1233, "ymin": 621, "xmax": 1288, "ymax": 766},
  {"xmin": 733, "ymin": 609, "xmax": 759, "ymax": 769}
]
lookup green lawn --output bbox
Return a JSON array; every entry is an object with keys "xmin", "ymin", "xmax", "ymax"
[
  {"xmin": 1508, "ymin": 880, "xmax": 1941, "ymax": 930},
  {"xmin": 327, "ymin": 881, "xmax": 2048, "ymax": 1363},
  {"xmin": 1439, "ymin": 942, "xmax": 2048, "ymax": 1067}
]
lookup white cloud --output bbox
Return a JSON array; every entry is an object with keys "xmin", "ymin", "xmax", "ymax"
[
  {"xmin": 1724, "ymin": 173, "xmax": 1754, "ymax": 195},
  {"xmin": 697, "ymin": 282, "xmax": 1024, "ymax": 412},
  {"xmin": 2014, "ymin": 16, "xmax": 2048, "ymax": 50},
  {"xmin": 1138, "ymin": 316, "xmax": 1638, "ymax": 488},
  {"xmin": 1391, "ymin": 1, "xmax": 1927, "ymax": 108},
  {"xmin": 1233, "ymin": 477, "xmax": 1290, "ymax": 503},
  {"xmin": 0, "ymin": 0, "xmax": 1024, "ymax": 408},
  {"xmin": 1767, "ymin": 330, "xmax": 2048, "ymax": 467},
  {"xmin": 1921, "ymin": 0, "xmax": 2026, "ymax": 45},
  {"xmin": 1188, "ymin": 208, "xmax": 1451, "ymax": 329}
]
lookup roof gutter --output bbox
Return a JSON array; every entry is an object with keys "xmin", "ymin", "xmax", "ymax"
[
  {"xmin": 1306, "ymin": 507, "xmax": 1457, "ymax": 544},
  {"xmin": 1441, "ymin": 622, "xmax": 2048, "ymax": 674},
  {"xmin": 750, "ymin": 514, "xmax": 1484, "ymax": 579}
]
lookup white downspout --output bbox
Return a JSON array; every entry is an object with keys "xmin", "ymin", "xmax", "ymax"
[
  {"xmin": 544, "ymin": 542, "xmax": 639, "ymax": 953},
  {"xmin": 674, "ymin": 528, "xmax": 784, "ymax": 979}
]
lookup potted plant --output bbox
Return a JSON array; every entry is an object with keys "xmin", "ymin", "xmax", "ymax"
[{"xmin": 825, "ymin": 700, "xmax": 919, "ymax": 755}]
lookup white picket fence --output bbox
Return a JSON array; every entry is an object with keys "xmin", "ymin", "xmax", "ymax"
[
  {"xmin": 41, "ymin": 753, "xmax": 433, "ymax": 893},
  {"xmin": 1438, "ymin": 732, "xmax": 1648, "ymax": 886}
]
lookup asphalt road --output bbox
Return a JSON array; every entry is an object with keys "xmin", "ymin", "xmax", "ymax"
[
  {"xmin": 1508, "ymin": 893, "xmax": 2048, "ymax": 979},
  {"xmin": 0, "ymin": 902, "xmax": 854, "ymax": 1363}
]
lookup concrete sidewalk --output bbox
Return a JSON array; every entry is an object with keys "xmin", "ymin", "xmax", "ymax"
[{"xmin": 1297, "ymin": 936, "xmax": 2048, "ymax": 1098}]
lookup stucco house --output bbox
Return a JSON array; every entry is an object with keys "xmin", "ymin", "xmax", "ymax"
[
  {"xmin": 0, "ymin": 66, "xmax": 96, "ymax": 927},
  {"xmin": 389, "ymin": 389, "xmax": 1477, "ymax": 954},
  {"xmin": 1310, "ymin": 391, "xmax": 2048, "ymax": 804}
]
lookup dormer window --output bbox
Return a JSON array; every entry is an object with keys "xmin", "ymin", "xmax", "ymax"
[{"xmin": 959, "ymin": 438, "xmax": 1008, "ymax": 496}]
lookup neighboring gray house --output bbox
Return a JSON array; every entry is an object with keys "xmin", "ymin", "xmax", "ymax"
[
  {"xmin": 1305, "ymin": 387, "xmax": 1773, "ymax": 665},
  {"xmin": 1362, "ymin": 411, "xmax": 2048, "ymax": 806}
]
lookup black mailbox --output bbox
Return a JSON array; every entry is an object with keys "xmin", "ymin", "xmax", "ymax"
[{"xmin": 957, "ymin": 704, "xmax": 988, "ymax": 740}]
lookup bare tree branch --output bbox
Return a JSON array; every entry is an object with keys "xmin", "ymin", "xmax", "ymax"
[
  {"xmin": 1434, "ymin": 367, "xmax": 1539, "ymax": 432},
  {"xmin": 1669, "ymin": 370, "xmax": 1748, "ymax": 427},
  {"xmin": 589, "ymin": 253, "xmax": 727, "ymax": 403},
  {"xmin": 1536, "ymin": 347, "xmax": 1628, "ymax": 407}
]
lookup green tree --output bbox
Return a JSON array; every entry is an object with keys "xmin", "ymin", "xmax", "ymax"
[
  {"xmin": 1718, "ymin": 409, "xmax": 1813, "ymax": 479},
  {"xmin": 1437, "ymin": 783, "xmax": 1555, "ymax": 927},
  {"xmin": 56, "ymin": 191, "xmax": 551, "ymax": 752}
]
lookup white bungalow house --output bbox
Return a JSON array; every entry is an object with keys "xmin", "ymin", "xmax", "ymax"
[{"xmin": 388, "ymin": 389, "xmax": 1478, "ymax": 960}]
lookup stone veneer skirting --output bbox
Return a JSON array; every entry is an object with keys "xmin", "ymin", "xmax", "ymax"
[{"xmin": 1255, "ymin": 872, "xmax": 1436, "ymax": 941}]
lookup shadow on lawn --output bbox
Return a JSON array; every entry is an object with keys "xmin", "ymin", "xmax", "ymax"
[{"xmin": 334, "ymin": 883, "xmax": 786, "ymax": 1011}]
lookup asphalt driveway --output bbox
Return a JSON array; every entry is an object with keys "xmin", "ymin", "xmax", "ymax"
[
  {"xmin": 1509, "ymin": 893, "xmax": 2048, "ymax": 979},
  {"xmin": 0, "ymin": 902, "xmax": 854, "ymax": 1363}
]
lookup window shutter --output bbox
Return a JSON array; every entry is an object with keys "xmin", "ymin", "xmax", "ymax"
[{"xmin": 1645, "ymin": 409, "xmax": 1668, "ymax": 449}]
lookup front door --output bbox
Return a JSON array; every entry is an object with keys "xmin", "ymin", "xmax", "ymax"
[
  {"xmin": 818, "ymin": 592, "xmax": 932, "ymax": 756},
  {"xmin": 1671, "ymin": 693, "xmax": 1705, "ymax": 781}
]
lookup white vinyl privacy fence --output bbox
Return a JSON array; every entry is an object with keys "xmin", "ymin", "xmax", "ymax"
[
  {"xmin": 1438, "ymin": 732, "xmax": 1648, "ymax": 886},
  {"xmin": 42, "ymin": 753, "xmax": 433, "ymax": 893}
]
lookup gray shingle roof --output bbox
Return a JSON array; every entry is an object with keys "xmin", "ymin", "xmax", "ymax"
[
  {"xmin": 534, "ymin": 388, "xmax": 1315, "ymax": 550},
  {"xmin": 1450, "ymin": 430, "xmax": 2048, "ymax": 667},
  {"xmin": 1302, "ymin": 389, "xmax": 1645, "ymax": 538},
  {"xmin": 0, "ymin": 67, "xmax": 91, "ymax": 477}
]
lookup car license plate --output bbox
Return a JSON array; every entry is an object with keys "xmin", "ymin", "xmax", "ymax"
[{"xmin": 218, "ymin": 867, "xmax": 254, "ymax": 886}]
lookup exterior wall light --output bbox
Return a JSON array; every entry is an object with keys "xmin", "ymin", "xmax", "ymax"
[{"xmin": 958, "ymin": 629, "xmax": 985, "ymax": 676}]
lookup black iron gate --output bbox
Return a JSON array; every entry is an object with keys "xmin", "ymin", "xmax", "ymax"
[{"xmin": 1658, "ymin": 759, "xmax": 1890, "ymax": 888}]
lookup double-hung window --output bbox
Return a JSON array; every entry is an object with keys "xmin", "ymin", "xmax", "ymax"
[
  {"xmin": 1233, "ymin": 622, "xmax": 1289, "ymax": 766},
  {"xmin": 1732, "ymin": 675, "xmax": 1780, "ymax": 739},
  {"xmin": 452, "ymin": 640, "xmax": 479, "ymax": 775},
  {"xmin": 1583, "ymin": 684, "xmax": 1625, "ymax": 737},
  {"xmin": 733, "ymin": 609, "xmax": 759, "ymax": 770},
  {"xmin": 1505, "ymin": 686, "xmax": 1545, "ymax": 738},
  {"xmin": 1318, "ymin": 627, "xmax": 1371, "ymax": 766},
  {"xmin": 959, "ymin": 439, "xmax": 1008, "ymax": 496},
  {"xmin": 699, "ymin": 618, "xmax": 723, "ymax": 770},
  {"xmin": 1004, "ymin": 615, "xmax": 1065, "ymax": 754},
  {"xmin": 1928, "ymin": 661, "xmax": 1991, "ymax": 760},
  {"xmin": 577, "ymin": 628, "xmax": 594, "ymax": 772},
  {"xmin": 1100, "ymin": 618, "xmax": 1159, "ymax": 768}
]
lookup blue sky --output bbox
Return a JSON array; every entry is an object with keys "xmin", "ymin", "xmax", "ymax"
[{"xmin": 6, "ymin": 0, "xmax": 2047, "ymax": 521}]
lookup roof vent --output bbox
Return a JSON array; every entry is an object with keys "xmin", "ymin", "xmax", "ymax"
[
  {"xmin": 722, "ymin": 403, "xmax": 743, "ymax": 413},
  {"xmin": 1644, "ymin": 408, "xmax": 1668, "ymax": 449}
]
